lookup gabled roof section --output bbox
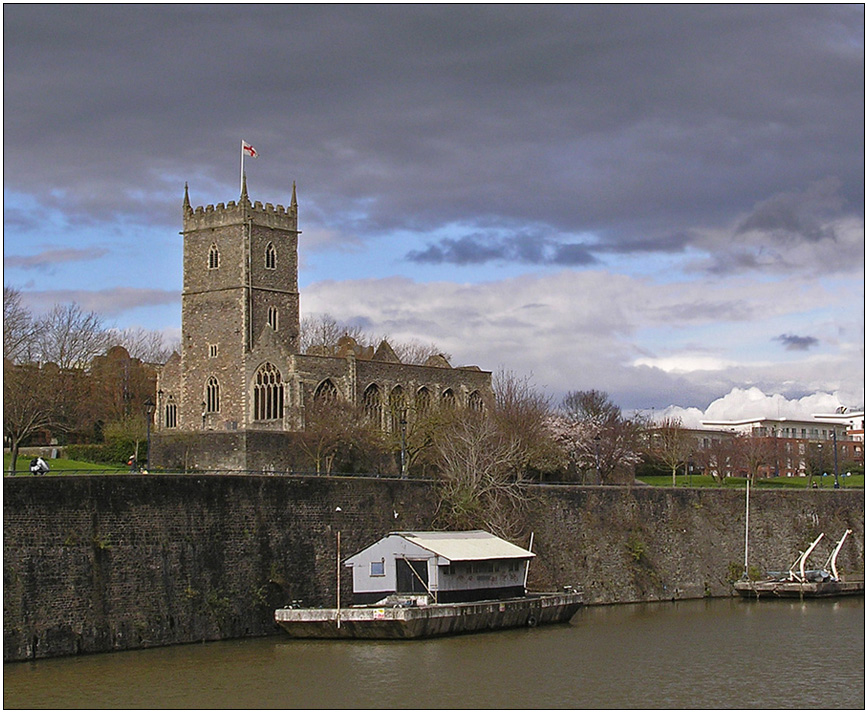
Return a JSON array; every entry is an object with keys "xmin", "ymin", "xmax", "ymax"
[
  {"xmin": 373, "ymin": 340, "xmax": 401, "ymax": 363},
  {"xmin": 397, "ymin": 530, "xmax": 534, "ymax": 562}
]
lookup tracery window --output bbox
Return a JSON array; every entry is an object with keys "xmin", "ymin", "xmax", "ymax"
[
  {"xmin": 442, "ymin": 388, "xmax": 456, "ymax": 410},
  {"xmin": 205, "ymin": 376, "xmax": 220, "ymax": 413},
  {"xmin": 389, "ymin": 385, "xmax": 406, "ymax": 431},
  {"xmin": 165, "ymin": 396, "xmax": 178, "ymax": 428},
  {"xmin": 314, "ymin": 379, "xmax": 338, "ymax": 403},
  {"xmin": 265, "ymin": 242, "xmax": 277, "ymax": 270},
  {"xmin": 208, "ymin": 244, "xmax": 220, "ymax": 269},
  {"xmin": 363, "ymin": 384, "xmax": 382, "ymax": 424},
  {"xmin": 268, "ymin": 306, "xmax": 279, "ymax": 331},
  {"xmin": 253, "ymin": 362, "xmax": 284, "ymax": 421},
  {"xmin": 416, "ymin": 387, "xmax": 431, "ymax": 416},
  {"xmin": 468, "ymin": 390, "xmax": 484, "ymax": 412}
]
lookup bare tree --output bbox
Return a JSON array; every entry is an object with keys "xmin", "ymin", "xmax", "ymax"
[
  {"xmin": 298, "ymin": 397, "xmax": 384, "ymax": 475},
  {"xmin": 645, "ymin": 417, "xmax": 693, "ymax": 486},
  {"xmin": 3, "ymin": 360, "xmax": 55, "ymax": 474},
  {"xmin": 492, "ymin": 370, "xmax": 564, "ymax": 478},
  {"xmin": 37, "ymin": 303, "xmax": 110, "ymax": 369},
  {"xmin": 734, "ymin": 433, "xmax": 776, "ymax": 485},
  {"xmin": 433, "ymin": 411, "xmax": 530, "ymax": 539},
  {"xmin": 390, "ymin": 339, "xmax": 451, "ymax": 366},
  {"xmin": 108, "ymin": 327, "xmax": 178, "ymax": 364},
  {"xmin": 3, "ymin": 287, "xmax": 37, "ymax": 363},
  {"xmin": 300, "ymin": 314, "xmax": 366, "ymax": 355},
  {"xmin": 301, "ymin": 313, "xmax": 451, "ymax": 365}
]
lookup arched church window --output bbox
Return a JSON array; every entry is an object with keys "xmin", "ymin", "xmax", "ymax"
[
  {"xmin": 314, "ymin": 379, "xmax": 338, "ymax": 403},
  {"xmin": 389, "ymin": 385, "xmax": 406, "ymax": 431},
  {"xmin": 165, "ymin": 396, "xmax": 178, "ymax": 428},
  {"xmin": 416, "ymin": 387, "xmax": 431, "ymax": 416},
  {"xmin": 268, "ymin": 306, "xmax": 279, "ymax": 330},
  {"xmin": 442, "ymin": 388, "xmax": 456, "ymax": 410},
  {"xmin": 205, "ymin": 377, "xmax": 220, "ymax": 413},
  {"xmin": 468, "ymin": 390, "xmax": 484, "ymax": 412},
  {"xmin": 253, "ymin": 362, "xmax": 284, "ymax": 421},
  {"xmin": 265, "ymin": 242, "xmax": 277, "ymax": 270},
  {"xmin": 363, "ymin": 384, "xmax": 382, "ymax": 424},
  {"xmin": 208, "ymin": 244, "xmax": 220, "ymax": 269}
]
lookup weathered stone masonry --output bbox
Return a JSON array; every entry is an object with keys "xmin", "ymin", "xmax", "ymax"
[
  {"xmin": 4, "ymin": 476, "xmax": 863, "ymax": 661},
  {"xmin": 154, "ymin": 178, "xmax": 492, "ymax": 471}
]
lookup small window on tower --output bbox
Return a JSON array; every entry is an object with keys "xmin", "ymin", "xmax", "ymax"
[
  {"xmin": 268, "ymin": 306, "xmax": 279, "ymax": 331},
  {"xmin": 209, "ymin": 344, "xmax": 218, "ymax": 358},
  {"xmin": 208, "ymin": 244, "xmax": 220, "ymax": 269},
  {"xmin": 265, "ymin": 242, "xmax": 277, "ymax": 270}
]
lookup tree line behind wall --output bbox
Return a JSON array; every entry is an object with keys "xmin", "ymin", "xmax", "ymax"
[{"xmin": 3, "ymin": 287, "xmax": 172, "ymax": 473}]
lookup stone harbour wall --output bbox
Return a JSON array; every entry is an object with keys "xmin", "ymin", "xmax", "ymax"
[{"xmin": 3, "ymin": 475, "xmax": 863, "ymax": 661}]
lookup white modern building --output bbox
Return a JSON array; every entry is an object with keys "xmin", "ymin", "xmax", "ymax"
[{"xmin": 343, "ymin": 531, "xmax": 535, "ymax": 605}]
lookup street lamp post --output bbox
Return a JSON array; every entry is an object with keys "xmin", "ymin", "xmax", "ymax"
[
  {"xmin": 833, "ymin": 430, "xmax": 840, "ymax": 489},
  {"xmin": 144, "ymin": 397, "xmax": 155, "ymax": 472}
]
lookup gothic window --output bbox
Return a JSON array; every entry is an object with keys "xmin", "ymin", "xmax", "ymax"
[
  {"xmin": 442, "ymin": 388, "xmax": 456, "ymax": 410},
  {"xmin": 268, "ymin": 306, "xmax": 279, "ymax": 330},
  {"xmin": 205, "ymin": 376, "xmax": 220, "ymax": 413},
  {"xmin": 314, "ymin": 379, "xmax": 338, "ymax": 403},
  {"xmin": 165, "ymin": 396, "xmax": 177, "ymax": 428},
  {"xmin": 416, "ymin": 387, "xmax": 431, "ymax": 416},
  {"xmin": 468, "ymin": 391, "xmax": 484, "ymax": 412},
  {"xmin": 209, "ymin": 344, "xmax": 218, "ymax": 358},
  {"xmin": 265, "ymin": 242, "xmax": 277, "ymax": 270},
  {"xmin": 253, "ymin": 362, "xmax": 284, "ymax": 421},
  {"xmin": 363, "ymin": 384, "xmax": 382, "ymax": 424},
  {"xmin": 389, "ymin": 385, "xmax": 406, "ymax": 431},
  {"xmin": 208, "ymin": 244, "xmax": 220, "ymax": 269}
]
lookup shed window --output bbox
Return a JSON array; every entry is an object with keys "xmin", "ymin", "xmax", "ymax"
[{"xmin": 370, "ymin": 560, "xmax": 385, "ymax": 577}]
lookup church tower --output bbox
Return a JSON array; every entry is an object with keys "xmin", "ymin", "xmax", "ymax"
[{"xmin": 178, "ymin": 177, "xmax": 300, "ymax": 430}]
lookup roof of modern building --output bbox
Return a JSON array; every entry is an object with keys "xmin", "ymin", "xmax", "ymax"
[{"xmin": 377, "ymin": 530, "xmax": 535, "ymax": 562}]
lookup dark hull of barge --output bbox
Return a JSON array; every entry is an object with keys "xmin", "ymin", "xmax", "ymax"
[{"xmin": 274, "ymin": 592, "xmax": 582, "ymax": 639}]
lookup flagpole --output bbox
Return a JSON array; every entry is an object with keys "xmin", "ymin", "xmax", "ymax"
[{"xmin": 240, "ymin": 140, "xmax": 244, "ymax": 195}]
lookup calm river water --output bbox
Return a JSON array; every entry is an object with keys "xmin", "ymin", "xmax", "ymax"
[{"xmin": 4, "ymin": 597, "xmax": 864, "ymax": 709}]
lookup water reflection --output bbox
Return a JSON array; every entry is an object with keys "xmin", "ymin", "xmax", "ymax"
[{"xmin": 4, "ymin": 598, "xmax": 863, "ymax": 709}]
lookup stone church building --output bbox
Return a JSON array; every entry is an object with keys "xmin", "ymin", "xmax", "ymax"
[{"xmin": 152, "ymin": 177, "xmax": 492, "ymax": 472}]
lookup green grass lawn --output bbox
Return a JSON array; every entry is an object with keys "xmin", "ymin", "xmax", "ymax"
[
  {"xmin": 4, "ymin": 454, "xmax": 129, "ymax": 475},
  {"xmin": 636, "ymin": 473, "xmax": 864, "ymax": 489}
]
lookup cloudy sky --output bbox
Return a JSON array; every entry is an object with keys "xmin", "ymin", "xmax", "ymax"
[{"xmin": 4, "ymin": 5, "xmax": 864, "ymax": 422}]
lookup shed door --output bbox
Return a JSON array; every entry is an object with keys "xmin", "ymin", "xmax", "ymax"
[{"xmin": 396, "ymin": 558, "xmax": 428, "ymax": 594}]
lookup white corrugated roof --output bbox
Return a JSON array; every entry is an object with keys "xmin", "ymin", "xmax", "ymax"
[{"xmin": 394, "ymin": 530, "xmax": 535, "ymax": 562}]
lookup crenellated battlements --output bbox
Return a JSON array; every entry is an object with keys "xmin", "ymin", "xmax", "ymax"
[{"xmin": 183, "ymin": 180, "xmax": 299, "ymax": 232}]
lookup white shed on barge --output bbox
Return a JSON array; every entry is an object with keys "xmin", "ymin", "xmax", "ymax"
[{"xmin": 343, "ymin": 530, "xmax": 535, "ymax": 604}]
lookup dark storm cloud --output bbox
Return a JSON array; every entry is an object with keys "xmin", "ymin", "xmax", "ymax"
[
  {"xmin": 406, "ymin": 232, "xmax": 597, "ymax": 266},
  {"xmin": 774, "ymin": 334, "xmax": 820, "ymax": 351},
  {"xmin": 736, "ymin": 178, "xmax": 845, "ymax": 243},
  {"xmin": 4, "ymin": 4, "xmax": 864, "ymax": 267}
]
